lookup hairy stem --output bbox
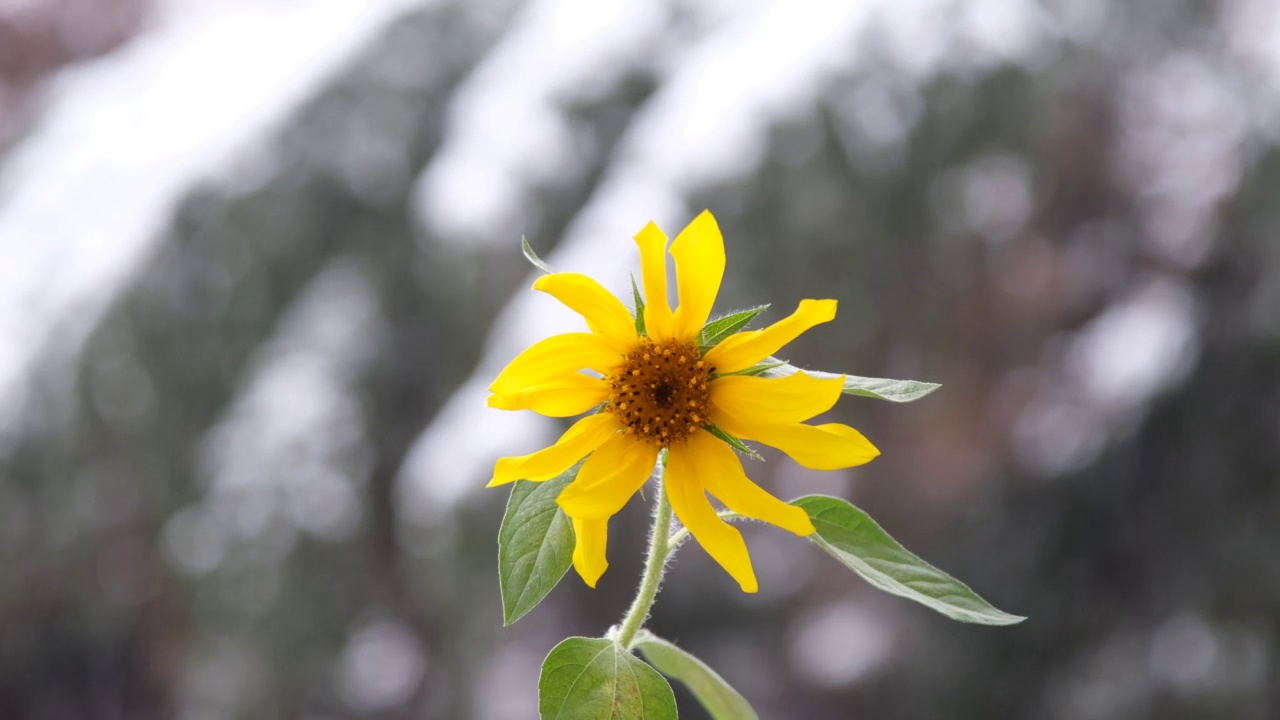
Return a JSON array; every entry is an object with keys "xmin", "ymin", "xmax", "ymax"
[{"xmin": 615, "ymin": 457, "xmax": 673, "ymax": 650}]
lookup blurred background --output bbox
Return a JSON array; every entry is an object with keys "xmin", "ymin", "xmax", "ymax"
[{"xmin": 2, "ymin": 0, "xmax": 1279, "ymax": 718}]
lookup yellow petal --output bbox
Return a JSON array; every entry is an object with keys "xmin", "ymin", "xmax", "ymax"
[
  {"xmin": 487, "ymin": 414, "xmax": 618, "ymax": 487},
  {"xmin": 533, "ymin": 273, "xmax": 637, "ymax": 353},
  {"xmin": 713, "ymin": 417, "xmax": 880, "ymax": 471},
  {"xmin": 702, "ymin": 299, "xmax": 837, "ymax": 374},
  {"xmin": 634, "ymin": 221, "xmax": 674, "ymax": 340},
  {"xmin": 709, "ymin": 371, "xmax": 844, "ymax": 426},
  {"xmin": 686, "ymin": 430, "xmax": 814, "ymax": 536},
  {"xmin": 556, "ymin": 433, "xmax": 659, "ymax": 519},
  {"xmin": 670, "ymin": 210, "xmax": 725, "ymax": 341},
  {"xmin": 486, "ymin": 374, "xmax": 609, "ymax": 417},
  {"xmin": 571, "ymin": 516, "xmax": 609, "ymax": 588},
  {"xmin": 666, "ymin": 442, "xmax": 758, "ymax": 593},
  {"xmin": 490, "ymin": 332, "xmax": 621, "ymax": 396}
]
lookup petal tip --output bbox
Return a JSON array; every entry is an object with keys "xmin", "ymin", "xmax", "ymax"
[
  {"xmin": 799, "ymin": 298, "xmax": 838, "ymax": 320},
  {"xmin": 679, "ymin": 209, "xmax": 720, "ymax": 236},
  {"xmin": 531, "ymin": 272, "xmax": 570, "ymax": 293},
  {"xmin": 634, "ymin": 222, "xmax": 669, "ymax": 252},
  {"xmin": 574, "ymin": 558, "xmax": 607, "ymax": 588}
]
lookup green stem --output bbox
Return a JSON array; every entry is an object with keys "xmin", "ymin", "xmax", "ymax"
[{"xmin": 615, "ymin": 458, "xmax": 674, "ymax": 650}]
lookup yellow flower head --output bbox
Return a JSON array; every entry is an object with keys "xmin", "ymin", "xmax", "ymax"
[{"xmin": 487, "ymin": 211, "xmax": 879, "ymax": 592}]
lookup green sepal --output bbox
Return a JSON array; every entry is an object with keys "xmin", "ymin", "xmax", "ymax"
[
  {"xmin": 792, "ymin": 495, "xmax": 1025, "ymax": 626},
  {"xmin": 761, "ymin": 362, "xmax": 940, "ymax": 402},
  {"xmin": 522, "ymin": 235, "xmax": 555, "ymax": 275},
  {"xmin": 497, "ymin": 464, "xmax": 580, "ymax": 626},
  {"xmin": 699, "ymin": 305, "xmax": 769, "ymax": 349},
  {"xmin": 714, "ymin": 358, "xmax": 788, "ymax": 378},
  {"xmin": 539, "ymin": 637, "xmax": 678, "ymax": 719},
  {"xmin": 705, "ymin": 424, "xmax": 763, "ymax": 461},
  {"xmin": 634, "ymin": 631, "xmax": 758, "ymax": 720},
  {"xmin": 630, "ymin": 275, "xmax": 647, "ymax": 335}
]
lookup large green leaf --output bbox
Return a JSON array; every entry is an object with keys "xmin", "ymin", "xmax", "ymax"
[
  {"xmin": 699, "ymin": 305, "xmax": 769, "ymax": 349},
  {"xmin": 539, "ymin": 637, "xmax": 678, "ymax": 720},
  {"xmin": 761, "ymin": 363, "xmax": 940, "ymax": 402},
  {"xmin": 792, "ymin": 495, "xmax": 1025, "ymax": 626},
  {"xmin": 498, "ymin": 466, "xmax": 578, "ymax": 626},
  {"xmin": 634, "ymin": 632, "xmax": 757, "ymax": 720}
]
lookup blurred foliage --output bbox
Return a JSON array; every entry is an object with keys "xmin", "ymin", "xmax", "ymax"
[{"xmin": 1, "ymin": 0, "xmax": 1279, "ymax": 718}]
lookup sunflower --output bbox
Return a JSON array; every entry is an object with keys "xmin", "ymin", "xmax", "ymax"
[{"xmin": 486, "ymin": 211, "xmax": 879, "ymax": 592}]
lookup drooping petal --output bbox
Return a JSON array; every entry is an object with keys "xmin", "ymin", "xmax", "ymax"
[
  {"xmin": 709, "ymin": 370, "xmax": 844, "ymax": 426},
  {"xmin": 533, "ymin": 273, "xmax": 637, "ymax": 352},
  {"xmin": 634, "ymin": 221, "xmax": 674, "ymax": 340},
  {"xmin": 487, "ymin": 414, "xmax": 618, "ymax": 487},
  {"xmin": 490, "ymin": 332, "xmax": 622, "ymax": 396},
  {"xmin": 571, "ymin": 516, "xmax": 609, "ymax": 588},
  {"xmin": 670, "ymin": 210, "xmax": 725, "ymax": 341},
  {"xmin": 556, "ymin": 433, "xmax": 660, "ymax": 519},
  {"xmin": 702, "ymin": 299, "xmax": 837, "ymax": 374},
  {"xmin": 666, "ymin": 441, "xmax": 758, "ymax": 593},
  {"xmin": 486, "ymin": 374, "xmax": 609, "ymax": 417},
  {"xmin": 712, "ymin": 415, "xmax": 880, "ymax": 471},
  {"xmin": 686, "ymin": 430, "xmax": 814, "ymax": 536}
]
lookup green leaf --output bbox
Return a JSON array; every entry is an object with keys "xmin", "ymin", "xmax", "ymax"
[
  {"xmin": 522, "ymin": 236, "xmax": 555, "ymax": 275},
  {"xmin": 635, "ymin": 632, "xmax": 758, "ymax": 720},
  {"xmin": 539, "ymin": 637, "xmax": 678, "ymax": 720},
  {"xmin": 498, "ymin": 466, "xmax": 579, "ymax": 626},
  {"xmin": 792, "ymin": 495, "xmax": 1025, "ymax": 626},
  {"xmin": 714, "ymin": 359, "xmax": 788, "ymax": 378},
  {"xmin": 762, "ymin": 362, "xmax": 940, "ymax": 402},
  {"xmin": 699, "ymin": 305, "xmax": 769, "ymax": 349},
  {"xmin": 630, "ymin": 275, "xmax": 647, "ymax": 335},
  {"xmin": 705, "ymin": 424, "xmax": 763, "ymax": 461}
]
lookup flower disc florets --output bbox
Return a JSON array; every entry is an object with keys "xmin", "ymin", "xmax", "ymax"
[{"xmin": 607, "ymin": 338, "xmax": 713, "ymax": 446}]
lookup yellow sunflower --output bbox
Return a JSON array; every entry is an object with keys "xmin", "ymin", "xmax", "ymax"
[{"xmin": 486, "ymin": 211, "xmax": 879, "ymax": 592}]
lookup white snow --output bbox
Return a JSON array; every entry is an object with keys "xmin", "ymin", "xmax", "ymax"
[{"xmin": 0, "ymin": 0, "xmax": 431, "ymax": 443}]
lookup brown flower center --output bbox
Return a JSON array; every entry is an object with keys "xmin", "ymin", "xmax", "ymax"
[{"xmin": 606, "ymin": 338, "xmax": 714, "ymax": 446}]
